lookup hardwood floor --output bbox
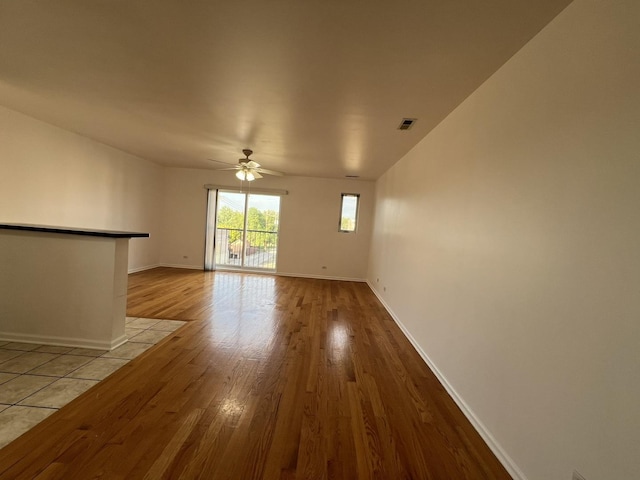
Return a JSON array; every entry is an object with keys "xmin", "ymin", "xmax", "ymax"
[{"xmin": 0, "ymin": 267, "xmax": 510, "ymax": 479}]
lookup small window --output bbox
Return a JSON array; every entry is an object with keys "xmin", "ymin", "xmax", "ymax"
[{"xmin": 339, "ymin": 193, "xmax": 359, "ymax": 232}]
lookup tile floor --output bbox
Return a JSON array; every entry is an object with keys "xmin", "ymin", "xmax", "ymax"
[{"xmin": 0, "ymin": 317, "xmax": 186, "ymax": 448}]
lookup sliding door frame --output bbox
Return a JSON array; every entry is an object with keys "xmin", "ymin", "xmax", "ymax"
[{"xmin": 203, "ymin": 185, "xmax": 288, "ymax": 272}]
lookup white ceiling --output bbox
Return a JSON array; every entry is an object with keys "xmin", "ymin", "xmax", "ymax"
[{"xmin": 0, "ymin": 1, "xmax": 572, "ymax": 180}]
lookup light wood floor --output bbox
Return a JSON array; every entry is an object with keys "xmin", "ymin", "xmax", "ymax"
[{"xmin": 0, "ymin": 267, "xmax": 510, "ymax": 479}]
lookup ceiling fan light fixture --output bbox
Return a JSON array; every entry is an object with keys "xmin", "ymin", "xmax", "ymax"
[
  {"xmin": 212, "ymin": 149, "xmax": 282, "ymax": 180},
  {"xmin": 236, "ymin": 168, "xmax": 256, "ymax": 181}
]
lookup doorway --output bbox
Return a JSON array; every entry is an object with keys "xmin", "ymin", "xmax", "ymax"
[{"xmin": 205, "ymin": 190, "xmax": 281, "ymax": 271}]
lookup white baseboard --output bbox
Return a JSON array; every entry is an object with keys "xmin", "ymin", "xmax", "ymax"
[
  {"xmin": 366, "ymin": 280, "xmax": 526, "ymax": 480},
  {"xmin": 0, "ymin": 331, "xmax": 128, "ymax": 351},
  {"xmin": 129, "ymin": 264, "xmax": 204, "ymax": 274},
  {"xmin": 276, "ymin": 271, "xmax": 366, "ymax": 282},
  {"xmin": 212, "ymin": 267, "xmax": 365, "ymax": 282},
  {"xmin": 159, "ymin": 263, "xmax": 203, "ymax": 270},
  {"xmin": 128, "ymin": 264, "xmax": 161, "ymax": 274},
  {"xmin": 109, "ymin": 334, "xmax": 128, "ymax": 350},
  {"xmin": 129, "ymin": 264, "xmax": 365, "ymax": 283}
]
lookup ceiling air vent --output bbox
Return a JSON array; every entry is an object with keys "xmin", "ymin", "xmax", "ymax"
[{"xmin": 398, "ymin": 118, "xmax": 417, "ymax": 130}]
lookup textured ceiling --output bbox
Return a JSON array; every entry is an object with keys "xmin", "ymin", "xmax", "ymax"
[{"xmin": 0, "ymin": 0, "xmax": 572, "ymax": 180}]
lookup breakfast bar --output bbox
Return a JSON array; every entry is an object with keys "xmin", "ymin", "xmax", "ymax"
[{"xmin": 0, "ymin": 223, "xmax": 149, "ymax": 350}]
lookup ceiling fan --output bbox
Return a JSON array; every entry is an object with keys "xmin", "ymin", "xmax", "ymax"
[{"xmin": 209, "ymin": 149, "xmax": 284, "ymax": 181}]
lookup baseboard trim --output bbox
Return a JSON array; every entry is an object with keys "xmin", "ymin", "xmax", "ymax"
[
  {"xmin": 129, "ymin": 264, "xmax": 204, "ymax": 274},
  {"xmin": 277, "ymin": 272, "xmax": 366, "ymax": 282},
  {"xmin": 366, "ymin": 281, "xmax": 526, "ymax": 480},
  {"xmin": 128, "ymin": 264, "xmax": 161, "ymax": 274},
  {"xmin": 0, "ymin": 331, "xmax": 128, "ymax": 351},
  {"xmin": 130, "ymin": 265, "xmax": 366, "ymax": 283},
  {"xmin": 159, "ymin": 263, "xmax": 203, "ymax": 270},
  {"xmin": 109, "ymin": 334, "xmax": 128, "ymax": 350}
]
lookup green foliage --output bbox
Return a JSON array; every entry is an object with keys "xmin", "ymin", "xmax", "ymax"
[
  {"xmin": 217, "ymin": 206, "xmax": 279, "ymax": 247},
  {"xmin": 341, "ymin": 217, "xmax": 355, "ymax": 231},
  {"xmin": 217, "ymin": 206, "xmax": 243, "ymax": 242},
  {"xmin": 217, "ymin": 206, "xmax": 243, "ymax": 229},
  {"xmin": 263, "ymin": 210, "xmax": 279, "ymax": 233},
  {"xmin": 248, "ymin": 208, "xmax": 278, "ymax": 247},
  {"xmin": 247, "ymin": 207, "xmax": 265, "ymax": 231}
]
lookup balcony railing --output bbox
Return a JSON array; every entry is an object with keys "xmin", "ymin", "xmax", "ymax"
[{"xmin": 214, "ymin": 227, "xmax": 278, "ymax": 270}]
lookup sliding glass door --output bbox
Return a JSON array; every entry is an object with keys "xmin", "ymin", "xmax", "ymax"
[{"xmin": 206, "ymin": 190, "xmax": 280, "ymax": 271}]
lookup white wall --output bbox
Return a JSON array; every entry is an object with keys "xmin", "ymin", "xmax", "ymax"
[
  {"xmin": 0, "ymin": 105, "xmax": 164, "ymax": 271},
  {"xmin": 368, "ymin": 1, "xmax": 640, "ymax": 479},
  {"xmin": 0, "ymin": 104, "xmax": 372, "ymax": 279},
  {"xmin": 161, "ymin": 168, "xmax": 374, "ymax": 280}
]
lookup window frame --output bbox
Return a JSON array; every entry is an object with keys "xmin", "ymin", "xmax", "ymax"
[{"xmin": 338, "ymin": 193, "xmax": 360, "ymax": 233}]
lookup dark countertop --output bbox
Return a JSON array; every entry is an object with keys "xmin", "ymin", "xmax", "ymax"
[{"xmin": 0, "ymin": 223, "xmax": 149, "ymax": 238}]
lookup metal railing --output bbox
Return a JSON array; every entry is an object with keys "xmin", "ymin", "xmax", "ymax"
[{"xmin": 215, "ymin": 228, "xmax": 278, "ymax": 270}]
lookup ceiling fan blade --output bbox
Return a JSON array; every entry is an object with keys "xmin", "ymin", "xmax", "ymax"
[
  {"xmin": 255, "ymin": 167, "xmax": 284, "ymax": 176},
  {"xmin": 213, "ymin": 150, "xmax": 279, "ymax": 179},
  {"xmin": 208, "ymin": 158, "xmax": 236, "ymax": 166}
]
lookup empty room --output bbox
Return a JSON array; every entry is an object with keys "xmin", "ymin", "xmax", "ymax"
[{"xmin": 0, "ymin": 1, "xmax": 638, "ymax": 479}]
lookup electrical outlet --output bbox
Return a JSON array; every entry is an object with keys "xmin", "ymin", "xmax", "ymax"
[{"xmin": 572, "ymin": 471, "xmax": 586, "ymax": 480}]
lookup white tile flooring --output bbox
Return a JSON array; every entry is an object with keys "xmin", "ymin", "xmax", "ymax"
[{"xmin": 0, "ymin": 317, "xmax": 186, "ymax": 448}]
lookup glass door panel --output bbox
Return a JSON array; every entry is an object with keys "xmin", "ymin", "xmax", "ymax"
[
  {"xmin": 244, "ymin": 194, "xmax": 280, "ymax": 269},
  {"xmin": 213, "ymin": 191, "xmax": 280, "ymax": 271},
  {"xmin": 214, "ymin": 192, "xmax": 246, "ymax": 269}
]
